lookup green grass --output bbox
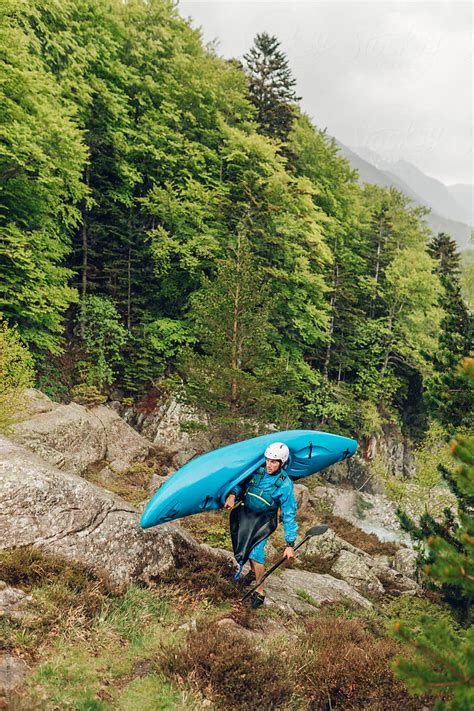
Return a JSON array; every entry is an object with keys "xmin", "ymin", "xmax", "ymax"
[
  {"xmin": 295, "ymin": 588, "xmax": 319, "ymax": 607},
  {"xmin": 9, "ymin": 583, "xmax": 199, "ymax": 710}
]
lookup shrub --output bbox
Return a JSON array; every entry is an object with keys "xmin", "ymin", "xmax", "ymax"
[
  {"xmin": 161, "ymin": 623, "xmax": 291, "ymax": 710},
  {"xmin": 0, "ymin": 317, "xmax": 34, "ymax": 433},
  {"xmin": 158, "ymin": 544, "xmax": 240, "ymax": 604},
  {"xmin": 70, "ymin": 383, "xmax": 107, "ymax": 407},
  {"xmin": 291, "ymin": 616, "xmax": 428, "ymax": 710}
]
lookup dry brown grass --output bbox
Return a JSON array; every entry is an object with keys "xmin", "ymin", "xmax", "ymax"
[
  {"xmin": 160, "ymin": 622, "xmax": 291, "ymax": 710},
  {"xmin": 327, "ymin": 515, "xmax": 399, "ymax": 556},
  {"xmin": 289, "ymin": 615, "xmax": 429, "ymax": 710},
  {"xmin": 158, "ymin": 543, "xmax": 241, "ymax": 604}
]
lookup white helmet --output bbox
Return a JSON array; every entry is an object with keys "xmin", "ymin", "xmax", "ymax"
[{"xmin": 264, "ymin": 442, "xmax": 290, "ymax": 466}]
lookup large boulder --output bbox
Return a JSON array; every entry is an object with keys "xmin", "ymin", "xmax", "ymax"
[
  {"xmin": 0, "ymin": 436, "xmax": 199, "ymax": 590},
  {"xmin": 303, "ymin": 528, "xmax": 418, "ymax": 597},
  {"xmin": 11, "ymin": 389, "xmax": 151, "ymax": 476},
  {"xmin": 330, "ymin": 550, "xmax": 385, "ymax": 598},
  {"xmin": 265, "ymin": 569, "xmax": 372, "ymax": 613}
]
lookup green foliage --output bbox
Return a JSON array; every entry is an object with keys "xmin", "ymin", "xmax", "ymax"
[
  {"xmin": 394, "ymin": 358, "xmax": 474, "ymax": 706},
  {"xmin": 0, "ymin": 316, "xmax": 34, "ymax": 433},
  {"xmin": 75, "ymin": 295, "xmax": 128, "ymax": 389},
  {"xmin": 183, "ymin": 232, "xmax": 294, "ymax": 437},
  {"xmin": 70, "ymin": 384, "xmax": 107, "ymax": 407},
  {"xmin": 0, "ymin": 0, "xmax": 86, "ymax": 356},
  {"xmin": 394, "ymin": 620, "xmax": 473, "ymax": 710},
  {"xmin": 0, "ymin": 0, "xmax": 467, "ymax": 440}
]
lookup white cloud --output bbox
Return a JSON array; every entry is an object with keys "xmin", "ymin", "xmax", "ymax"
[{"xmin": 179, "ymin": 0, "xmax": 473, "ymax": 184}]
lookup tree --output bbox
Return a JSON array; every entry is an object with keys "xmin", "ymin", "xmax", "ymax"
[
  {"xmin": 74, "ymin": 295, "xmax": 128, "ymax": 389},
  {"xmin": 0, "ymin": 0, "xmax": 87, "ymax": 358},
  {"xmin": 427, "ymin": 233, "xmax": 474, "ymax": 428},
  {"xmin": 394, "ymin": 359, "xmax": 474, "ymax": 708},
  {"xmin": 243, "ymin": 32, "xmax": 301, "ymax": 144},
  {"xmin": 183, "ymin": 230, "xmax": 292, "ymax": 438}
]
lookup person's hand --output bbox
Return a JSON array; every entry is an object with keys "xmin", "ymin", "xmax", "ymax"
[
  {"xmin": 224, "ymin": 493, "xmax": 236, "ymax": 510},
  {"xmin": 283, "ymin": 546, "xmax": 295, "ymax": 560}
]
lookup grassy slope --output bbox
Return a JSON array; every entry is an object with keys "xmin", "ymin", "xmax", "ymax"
[{"xmin": 1, "ymin": 460, "xmax": 461, "ymax": 709}]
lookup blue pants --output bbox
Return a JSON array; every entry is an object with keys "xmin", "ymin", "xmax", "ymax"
[{"xmin": 249, "ymin": 535, "xmax": 269, "ymax": 564}]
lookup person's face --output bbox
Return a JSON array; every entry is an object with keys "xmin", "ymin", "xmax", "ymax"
[{"xmin": 265, "ymin": 458, "xmax": 281, "ymax": 475}]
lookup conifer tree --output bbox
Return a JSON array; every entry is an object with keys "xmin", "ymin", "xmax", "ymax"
[
  {"xmin": 394, "ymin": 360, "xmax": 474, "ymax": 708},
  {"xmin": 243, "ymin": 32, "xmax": 301, "ymax": 143},
  {"xmin": 427, "ymin": 233, "xmax": 474, "ymax": 428}
]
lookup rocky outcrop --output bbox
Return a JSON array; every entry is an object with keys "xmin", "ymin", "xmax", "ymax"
[
  {"xmin": 265, "ymin": 569, "xmax": 373, "ymax": 613},
  {"xmin": 0, "ymin": 435, "xmax": 199, "ymax": 589},
  {"xmin": 304, "ymin": 528, "xmax": 418, "ymax": 597},
  {"xmin": 12, "ymin": 389, "xmax": 151, "ymax": 476},
  {"xmin": 123, "ymin": 395, "xmax": 212, "ymax": 468}
]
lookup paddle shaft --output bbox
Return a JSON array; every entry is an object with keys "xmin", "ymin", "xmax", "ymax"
[{"xmin": 241, "ymin": 533, "xmax": 311, "ymax": 601}]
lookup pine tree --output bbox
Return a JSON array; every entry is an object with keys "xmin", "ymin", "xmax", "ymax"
[
  {"xmin": 427, "ymin": 233, "xmax": 474, "ymax": 428},
  {"xmin": 393, "ymin": 358, "xmax": 474, "ymax": 708},
  {"xmin": 243, "ymin": 32, "xmax": 301, "ymax": 144}
]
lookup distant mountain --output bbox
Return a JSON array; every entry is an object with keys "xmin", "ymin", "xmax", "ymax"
[
  {"xmin": 353, "ymin": 147, "xmax": 470, "ymax": 226},
  {"xmin": 447, "ymin": 183, "xmax": 474, "ymax": 225},
  {"xmin": 333, "ymin": 140, "xmax": 472, "ymax": 251}
]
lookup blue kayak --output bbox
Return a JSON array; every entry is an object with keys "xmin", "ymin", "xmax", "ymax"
[{"xmin": 140, "ymin": 429, "xmax": 358, "ymax": 528}]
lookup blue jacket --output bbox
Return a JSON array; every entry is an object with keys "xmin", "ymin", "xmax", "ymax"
[{"xmin": 230, "ymin": 466, "xmax": 298, "ymax": 546}]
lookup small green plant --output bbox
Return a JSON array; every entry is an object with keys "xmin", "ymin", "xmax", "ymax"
[
  {"xmin": 295, "ymin": 588, "xmax": 319, "ymax": 607},
  {"xmin": 70, "ymin": 383, "xmax": 107, "ymax": 407},
  {"xmin": 179, "ymin": 419, "xmax": 208, "ymax": 433},
  {"xmin": 0, "ymin": 317, "xmax": 34, "ymax": 433}
]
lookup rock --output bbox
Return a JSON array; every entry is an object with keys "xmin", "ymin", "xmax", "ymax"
[
  {"xmin": 393, "ymin": 548, "xmax": 419, "ymax": 580},
  {"xmin": 14, "ymin": 388, "xmax": 58, "ymax": 419},
  {"xmin": 371, "ymin": 563, "xmax": 419, "ymax": 596},
  {"xmin": 0, "ymin": 654, "xmax": 29, "ymax": 695},
  {"xmin": 330, "ymin": 550, "xmax": 385, "ymax": 598},
  {"xmin": 0, "ymin": 584, "xmax": 35, "ymax": 621},
  {"xmin": 216, "ymin": 618, "xmax": 258, "ymax": 640},
  {"xmin": 293, "ymin": 484, "xmax": 311, "ymax": 513},
  {"xmin": 0, "ymin": 435, "xmax": 200, "ymax": 590},
  {"xmin": 373, "ymin": 554, "xmax": 393, "ymax": 569},
  {"xmin": 124, "ymin": 395, "xmax": 212, "ymax": 468},
  {"xmin": 148, "ymin": 474, "xmax": 168, "ymax": 492},
  {"xmin": 304, "ymin": 528, "xmax": 345, "ymax": 559},
  {"xmin": 265, "ymin": 569, "xmax": 372, "ymax": 613},
  {"xmin": 199, "ymin": 545, "xmax": 236, "ymax": 565},
  {"xmin": 12, "ymin": 392, "xmax": 152, "ymax": 476}
]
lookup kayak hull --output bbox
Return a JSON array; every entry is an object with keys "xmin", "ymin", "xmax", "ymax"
[{"xmin": 140, "ymin": 429, "xmax": 357, "ymax": 528}]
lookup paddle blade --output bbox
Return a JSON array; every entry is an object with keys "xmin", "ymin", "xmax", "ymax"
[{"xmin": 305, "ymin": 524, "xmax": 329, "ymax": 537}]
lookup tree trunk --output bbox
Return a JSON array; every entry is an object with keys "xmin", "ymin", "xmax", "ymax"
[
  {"xmin": 127, "ymin": 244, "xmax": 132, "ymax": 330},
  {"xmin": 80, "ymin": 165, "xmax": 90, "ymax": 339},
  {"xmin": 370, "ymin": 215, "xmax": 384, "ymax": 317},
  {"xmin": 230, "ymin": 234, "xmax": 242, "ymax": 413},
  {"xmin": 323, "ymin": 260, "xmax": 338, "ymax": 380}
]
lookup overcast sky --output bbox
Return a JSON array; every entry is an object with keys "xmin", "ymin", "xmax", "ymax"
[{"xmin": 178, "ymin": 1, "xmax": 473, "ymax": 186}]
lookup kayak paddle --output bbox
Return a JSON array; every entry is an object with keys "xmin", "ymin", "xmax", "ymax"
[{"xmin": 241, "ymin": 523, "xmax": 329, "ymax": 601}]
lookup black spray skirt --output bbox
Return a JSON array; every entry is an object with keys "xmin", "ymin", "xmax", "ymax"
[{"xmin": 230, "ymin": 503, "xmax": 278, "ymax": 567}]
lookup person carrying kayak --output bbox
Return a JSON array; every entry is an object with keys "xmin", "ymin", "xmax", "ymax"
[{"xmin": 224, "ymin": 441, "xmax": 298, "ymax": 609}]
